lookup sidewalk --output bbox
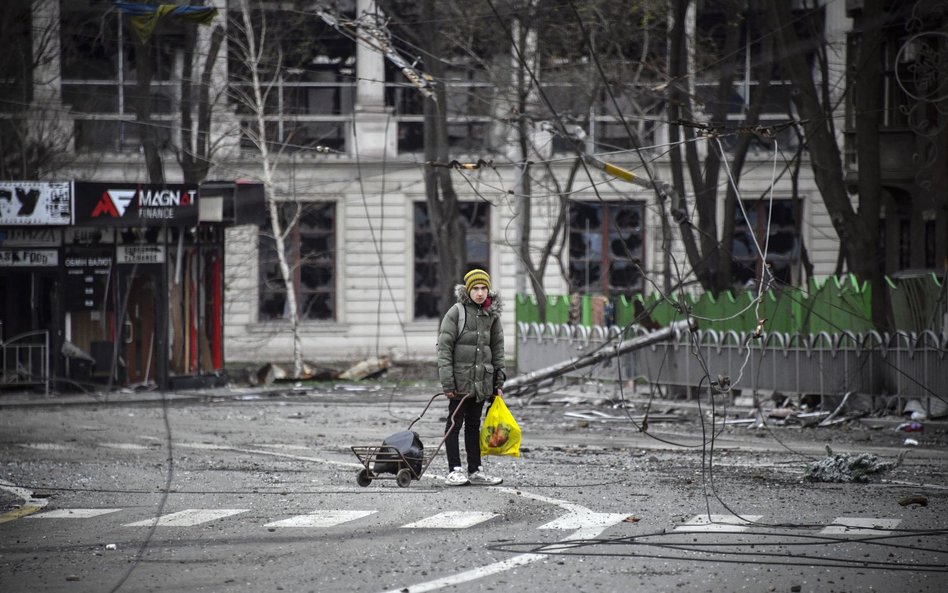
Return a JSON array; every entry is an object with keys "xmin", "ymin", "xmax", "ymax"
[{"xmin": 0, "ymin": 384, "xmax": 294, "ymax": 408}]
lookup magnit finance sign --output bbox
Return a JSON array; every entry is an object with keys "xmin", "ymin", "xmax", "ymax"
[{"xmin": 74, "ymin": 182, "xmax": 199, "ymax": 227}]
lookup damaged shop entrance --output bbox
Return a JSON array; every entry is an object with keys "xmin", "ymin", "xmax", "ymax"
[{"xmin": 60, "ymin": 182, "xmax": 257, "ymax": 391}]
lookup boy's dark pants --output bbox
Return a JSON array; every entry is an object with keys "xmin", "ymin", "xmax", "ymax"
[{"xmin": 445, "ymin": 397, "xmax": 485, "ymax": 473}]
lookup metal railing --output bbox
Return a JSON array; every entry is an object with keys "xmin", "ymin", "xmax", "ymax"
[
  {"xmin": 1, "ymin": 330, "xmax": 50, "ymax": 395},
  {"xmin": 516, "ymin": 323, "xmax": 947, "ymax": 417}
]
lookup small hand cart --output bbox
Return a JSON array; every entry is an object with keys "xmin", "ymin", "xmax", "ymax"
[{"xmin": 351, "ymin": 393, "xmax": 470, "ymax": 488}]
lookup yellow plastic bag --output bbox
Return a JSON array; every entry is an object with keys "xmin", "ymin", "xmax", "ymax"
[{"xmin": 480, "ymin": 395, "xmax": 521, "ymax": 457}]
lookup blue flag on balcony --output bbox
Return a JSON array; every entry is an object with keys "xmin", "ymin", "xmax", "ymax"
[{"xmin": 114, "ymin": 2, "xmax": 218, "ymax": 43}]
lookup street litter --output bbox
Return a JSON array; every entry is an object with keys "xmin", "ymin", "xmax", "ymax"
[
  {"xmin": 564, "ymin": 410, "xmax": 684, "ymax": 423},
  {"xmin": 334, "ymin": 383, "xmax": 382, "ymax": 392},
  {"xmin": 803, "ymin": 448, "xmax": 904, "ymax": 483},
  {"xmin": 105, "ymin": 544, "xmax": 117, "ymax": 550},
  {"xmin": 904, "ymin": 438, "xmax": 919, "ymax": 447},
  {"xmin": 896, "ymin": 421, "xmax": 923, "ymax": 432}
]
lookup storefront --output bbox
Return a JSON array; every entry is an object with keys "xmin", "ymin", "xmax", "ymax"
[{"xmin": 0, "ymin": 180, "xmax": 263, "ymax": 391}]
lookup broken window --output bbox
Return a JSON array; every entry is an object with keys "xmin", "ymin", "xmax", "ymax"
[
  {"xmin": 413, "ymin": 201, "xmax": 490, "ymax": 319},
  {"xmin": 732, "ymin": 199, "xmax": 800, "ymax": 288},
  {"xmin": 258, "ymin": 202, "xmax": 336, "ymax": 321},
  {"xmin": 60, "ymin": 4, "xmax": 177, "ymax": 152},
  {"xmin": 228, "ymin": 3, "xmax": 356, "ymax": 153},
  {"xmin": 568, "ymin": 200, "xmax": 644, "ymax": 295}
]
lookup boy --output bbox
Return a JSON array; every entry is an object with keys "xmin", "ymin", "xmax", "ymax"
[{"xmin": 437, "ymin": 269, "xmax": 505, "ymax": 486}]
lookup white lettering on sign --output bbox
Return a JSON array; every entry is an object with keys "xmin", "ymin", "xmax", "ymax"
[
  {"xmin": 139, "ymin": 207, "xmax": 176, "ymax": 219},
  {"xmin": 139, "ymin": 189, "xmax": 195, "ymax": 207},
  {"xmin": 117, "ymin": 245, "xmax": 165, "ymax": 264},
  {"xmin": 0, "ymin": 249, "xmax": 59, "ymax": 267},
  {"xmin": 64, "ymin": 257, "xmax": 111, "ymax": 268}
]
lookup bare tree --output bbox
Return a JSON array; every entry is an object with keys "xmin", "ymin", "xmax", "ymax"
[
  {"xmin": 117, "ymin": 1, "xmax": 226, "ymax": 185},
  {"xmin": 229, "ymin": 0, "xmax": 305, "ymax": 377},
  {"xmin": 0, "ymin": 0, "xmax": 72, "ymax": 179},
  {"xmin": 178, "ymin": 20, "xmax": 227, "ymax": 185},
  {"xmin": 764, "ymin": 0, "xmax": 887, "ymax": 326}
]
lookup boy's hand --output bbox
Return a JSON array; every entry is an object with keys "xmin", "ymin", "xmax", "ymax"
[{"xmin": 444, "ymin": 391, "xmax": 456, "ymax": 399}]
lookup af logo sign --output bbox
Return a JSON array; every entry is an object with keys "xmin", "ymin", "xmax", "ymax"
[
  {"xmin": 74, "ymin": 182, "xmax": 199, "ymax": 227},
  {"xmin": 91, "ymin": 190, "xmax": 137, "ymax": 218}
]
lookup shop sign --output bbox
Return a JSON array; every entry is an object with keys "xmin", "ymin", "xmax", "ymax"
[
  {"xmin": 64, "ymin": 248, "xmax": 112, "ymax": 311},
  {"xmin": 0, "ymin": 228, "xmax": 61, "ymax": 247},
  {"xmin": 65, "ymin": 227, "xmax": 115, "ymax": 245},
  {"xmin": 74, "ymin": 182, "xmax": 198, "ymax": 227},
  {"xmin": 117, "ymin": 244, "xmax": 165, "ymax": 264},
  {"xmin": 0, "ymin": 249, "xmax": 59, "ymax": 267},
  {"xmin": 0, "ymin": 181, "xmax": 72, "ymax": 225}
]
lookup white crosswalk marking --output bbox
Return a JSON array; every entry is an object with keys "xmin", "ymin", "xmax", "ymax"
[
  {"xmin": 29, "ymin": 508, "xmax": 121, "ymax": 519},
  {"xmin": 675, "ymin": 514, "xmax": 763, "ymax": 532},
  {"xmin": 821, "ymin": 517, "xmax": 901, "ymax": 535},
  {"xmin": 265, "ymin": 510, "xmax": 376, "ymax": 528},
  {"xmin": 123, "ymin": 509, "xmax": 248, "ymax": 527},
  {"xmin": 402, "ymin": 511, "xmax": 497, "ymax": 529},
  {"xmin": 538, "ymin": 510, "xmax": 628, "ymax": 530}
]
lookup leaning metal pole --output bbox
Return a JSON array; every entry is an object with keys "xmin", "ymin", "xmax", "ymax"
[{"xmin": 504, "ymin": 319, "xmax": 692, "ymax": 392}]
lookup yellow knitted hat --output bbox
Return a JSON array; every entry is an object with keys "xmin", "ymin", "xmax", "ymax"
[{"xmin": 464, "ymin": 268, "xmax": 491, "ymax": 293}]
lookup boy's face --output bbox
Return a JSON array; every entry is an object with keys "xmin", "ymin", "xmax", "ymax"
[{"xmin": 469, "ymin": 284, "xmax": 489, "ymax": 304}]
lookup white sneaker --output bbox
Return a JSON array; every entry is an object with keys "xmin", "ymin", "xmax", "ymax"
[
  {"xmin": 445, "ymin": 467, "xmax": 470, "ymax": 486},
  {"xmin": 468, "ymin": 467, "xmax": 502, "ymax": 486}
]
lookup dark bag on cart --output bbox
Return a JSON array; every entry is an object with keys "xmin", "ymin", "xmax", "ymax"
[{"xmin": 373, "ymin": 430, "xmax": 424, "ymax": 476}]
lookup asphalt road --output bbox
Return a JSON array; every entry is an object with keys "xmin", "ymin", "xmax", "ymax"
[{"xmin": 1, "ymin": 382, "xmax": 946, "ymax": 593}]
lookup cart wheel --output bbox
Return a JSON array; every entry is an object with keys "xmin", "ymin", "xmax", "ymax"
[
  {"xmin": 396, "ymin": 468, "xmax": 412, "ymax": 488},
  {"xmin": 356, "ymin": 469, "xmax": 373, "ymax": 487}
]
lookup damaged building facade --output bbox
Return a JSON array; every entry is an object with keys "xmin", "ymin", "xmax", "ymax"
[{"xmin": 2, "ymin": 1, "xmax": 945, "ymax": 393}]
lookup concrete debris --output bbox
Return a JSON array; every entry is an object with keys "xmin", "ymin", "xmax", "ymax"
[
  {"xmin": 253, "ymin": 363, "xmax": 287, "ymax": 386},
  {"xmin": 337, "ymin": 357, "xmax": 391, "ymax": 381},
  {"xmin": 803, "ymin": 451, "xmax": 904, "ymax": 483},
  {"xmin": 898, "ymin": 494, "xmax": 928, "ymax": 507}
]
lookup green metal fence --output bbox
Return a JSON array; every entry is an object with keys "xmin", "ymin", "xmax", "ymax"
[{"xmin": 516, "ymin": 273, "xmax": 946, "ymax": 334}]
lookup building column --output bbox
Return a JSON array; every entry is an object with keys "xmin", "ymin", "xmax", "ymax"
[
  {"xmin": 347, "ymin": 0, "xmax": 397, "ymax": 159},
  {"xmin": 30, "ymin": 0, "xmax": 72, "ymax": 153}
]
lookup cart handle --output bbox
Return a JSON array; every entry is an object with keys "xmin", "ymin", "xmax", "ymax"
[{"xmin": 406, "ymin": 392, "xmax": 470, "ymax": 431}]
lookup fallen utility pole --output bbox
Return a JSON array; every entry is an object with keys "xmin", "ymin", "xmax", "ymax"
[{"xmin": 505, "ymin": 319, "xmax": 692, "ymax": 393}]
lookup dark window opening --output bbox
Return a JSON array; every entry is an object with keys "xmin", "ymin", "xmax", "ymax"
[
  {"xmin": 732, "ymin": 199, "xmax": 800, "ymax": 288},
  {"xmin": 258, "ymin": 202, "xmax": 336, "ymax": 321},
  {"xmin": 414, "ymin": 202, "xmax": 490, "ymax": 319},
  {"xmin": 568, "ymin": 200, "xmax": 644, "ymax": 296}
]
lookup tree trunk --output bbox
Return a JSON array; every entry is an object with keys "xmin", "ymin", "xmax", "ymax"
[
  {"xmin": 851, "ymin": 0, "xmax": 886, "ymax": 327},
  {"xmin": 238, "ymin": 0, "xmax": 304, "ymax": 377},
  {"xmin": 420, "ymin": 0, "xmax": 466, "ymax": 313},
  {"xmin": 765, "ymin": 0, "xmax": 886, "ymax": 327},
  {"xmin": 180, "ymin": 23, "xmax": 224, "ymax": 185},
  {"xmin": 134, "ymin": 36, "xmax": 165, "ymax": 184},
  {"xmin": 666, "ymin": 0, "xmax": 704, "ymax": 288}
]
